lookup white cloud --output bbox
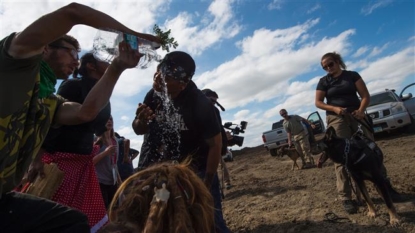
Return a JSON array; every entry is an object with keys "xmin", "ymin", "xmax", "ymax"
[
  {"xmin": 307, "ymin": 4, "xmax": 321, "ymax": 14},
  {"xmin": 268, "ymin": 0, "xmax": 283, "ymax": 10},
  {"xmin": 368, "ymin": 43, "xmax": 389, "ymax": 57},
  {"xmin": 121, "ymin": 115, "xmax": 130, "ymax": 121},
  {"xmin": 234, "ymin": 109, "xmax": 250, "ymax": 120},
  {"xmin": 353, "ymin": 46, "xmax": 369, "ymax": 58},
  {"xmin": 361, "ymin": 0, "xmax": 393, "ymax": 16},
  {"xmin": 196, "ymin": 20, "xmax": 355, "ymax": 111},
  {"xmin": 164, "ymin": 0, "xmax": 241, "ymax": 56},
  {"xmin": 360, "ymin": 47, "xmax": 415, "ymax": 93}
]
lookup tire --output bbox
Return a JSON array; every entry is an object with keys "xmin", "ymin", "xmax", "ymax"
[
  {"xmin": 270, "ymin": 149, "xmax": 278, "ymax": 157},
  {"xmin": 406, "ymin": 115, "xmax": 415, "ymax": 133}
]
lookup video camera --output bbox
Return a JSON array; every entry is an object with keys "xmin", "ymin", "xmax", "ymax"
[{"xmin": 223, "ymin": 121, "xmax": 248, "ymax": 147}]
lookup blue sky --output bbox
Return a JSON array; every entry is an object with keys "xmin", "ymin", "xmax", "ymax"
[{"xmin": 1, "ymin": 0, "xmax": 414, "ymax": 167}]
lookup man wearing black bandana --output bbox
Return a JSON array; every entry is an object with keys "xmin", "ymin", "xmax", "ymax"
[{"xmin": 133, "ymin": 51, "xmax": 231, "ymax": 233}]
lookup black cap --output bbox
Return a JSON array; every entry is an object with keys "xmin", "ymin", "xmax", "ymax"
[
  {"xmin": 159, "ymin": 51, "xmax": 195, "ymax": 83},
  {"xmin": 201, "ymin": 89, "xmax": 218, "ymax": 98},
  {"xmin": 202, "ymin": 88, "xmax": 225, "ymax": 111}
]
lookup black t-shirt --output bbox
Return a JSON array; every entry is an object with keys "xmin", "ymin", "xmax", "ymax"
[
  {"xmin": 138, "ymin": 81, "xmax": 221, "ymax": 171},
  {"xmin": 316, "ymin": 70, "xmax": 362, "ymax": 115},
  {"xmin": 214, "ymin": 107, "xmax": 228, "ymax": 155},
  {"xmin": 42, "ymin": 77, "xmax": 111, "ymax": 154}
]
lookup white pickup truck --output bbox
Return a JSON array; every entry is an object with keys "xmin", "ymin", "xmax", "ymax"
[
  {"xmin": 262, "ymin": 120, "xmax": 288, "ymax": 156},
  {"xmin": 262, "ymin": 111, "xmax": 326, "ymax": 156},
  {"xmin": 366, "ymin": 83, "xmax": 415, "ymax": 134}
]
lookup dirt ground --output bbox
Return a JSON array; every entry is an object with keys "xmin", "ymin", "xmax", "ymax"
[{"xmin": 221, "ymin": 124, "xmax": 415, "ymax": 233}]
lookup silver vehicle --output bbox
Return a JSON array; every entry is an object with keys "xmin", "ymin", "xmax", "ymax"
[
  {"xmin": 366, "ymin": 83, "xmax": 415, "ymax": 134},
  {"xmin": 262, "ymin": 120, "xmax": 288, "ymax": 156},
  {"xmin": 401, "ymin": 83, "xmax": 415, "ymax": 119}
]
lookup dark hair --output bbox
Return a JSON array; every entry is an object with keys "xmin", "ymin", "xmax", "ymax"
[
  {"xmin": 73, "ymin": 52, "xmax": 97, "ymax": 78},
  {"xmin": 48, "ymin": 34, "xmax": 80, "ymax": 51},
  {"xmin": 321, "ymin": 52, "xmax": 347, "ymax": 70},
  {"xmin": 279, "ymin": 109, "xmax": 287, "ymax": 114}
]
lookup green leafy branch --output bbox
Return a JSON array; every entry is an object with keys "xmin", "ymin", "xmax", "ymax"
[{"xmin": 153, "ymin": 24, "xmax": 179, "ymax": 52}]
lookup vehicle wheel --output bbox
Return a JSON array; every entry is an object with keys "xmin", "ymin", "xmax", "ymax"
[
  {"xmin": 407, "ymin": 115, "xmax": 415, "ymax": 133},
  {"xmin": 270, "ymin": 149, "xmax": 278, "ymax": 157}
]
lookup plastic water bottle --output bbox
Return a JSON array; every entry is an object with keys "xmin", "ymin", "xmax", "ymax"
[{"xmin": 92, "ymin": 29, "xmax": 162, "ymax": 69}]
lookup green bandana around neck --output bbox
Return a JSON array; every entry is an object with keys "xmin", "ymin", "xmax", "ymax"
[{"xmin": 38, "ymin": 60, "xmax": 57, "ymax": 99}]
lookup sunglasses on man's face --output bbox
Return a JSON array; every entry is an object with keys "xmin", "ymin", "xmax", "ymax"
[
  {"xmin": 322, "ymin": 61, "xmax": 335, "ymax": 71},
  {"xmin": 281, "ymin": 113, "xmax": 287, "ymax": 117},
  {"xmin": 49, "ymin": 45, "xmax": 79, "ymax": 60}
]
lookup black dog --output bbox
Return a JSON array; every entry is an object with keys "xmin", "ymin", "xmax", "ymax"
[{"xmin": 317, "ymin": 127, "xmax": 400, "ymax": 226}]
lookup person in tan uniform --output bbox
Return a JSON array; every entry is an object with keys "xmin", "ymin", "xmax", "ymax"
[{"xmin": 280, "ymin": 109, "xmax": 315, "ymax": 169}]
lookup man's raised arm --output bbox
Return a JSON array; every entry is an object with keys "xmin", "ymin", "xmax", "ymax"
[
  {"xmin": 54, "ymin": 41, "xmax": 140, "ymax": 125},
  {"xmin": 9, "ymin": 3, "xmax": 159, "ymax": 59}
]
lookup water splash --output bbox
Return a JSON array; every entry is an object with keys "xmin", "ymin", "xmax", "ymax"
[{"xmin": 150, "ymin": 72, "xmax": 182, "ymax": 162}]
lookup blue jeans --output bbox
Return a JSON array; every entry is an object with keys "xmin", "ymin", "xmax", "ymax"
[{"xmin": 199, "ymin": 171, "xmax": 231, "ymax": 233}]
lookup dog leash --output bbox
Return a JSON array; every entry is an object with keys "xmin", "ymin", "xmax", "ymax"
[
  {"xmin": 324, "ymin": 212, "xmax": 351, "ymax": 223},
  {"xmin": 343, "ymin": 140, "xmax": 361, "ymax": 202}
]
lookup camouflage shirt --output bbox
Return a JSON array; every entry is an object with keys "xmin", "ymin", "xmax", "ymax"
[{"xmin": 0, "ymin": 33, "xmax": 64, "ymax": 196}]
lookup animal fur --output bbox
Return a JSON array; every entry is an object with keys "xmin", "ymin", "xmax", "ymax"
[
  {"xmin": 318, "ymin": 127, "xmax": 400, "ymax": 226},
  {"xmin": 277, "ymin": 145, "xmax": 302, "ymax": 170}
]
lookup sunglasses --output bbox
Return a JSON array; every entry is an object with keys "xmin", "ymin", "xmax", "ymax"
[
  {"xmin": 49, "ymin": 45, "xmax": 79, "ymax": 60},
  {"xmin": 281, "ymin": 113, "xmax": 287, "ymax": 117},
  {"xmin": 159, "ymin": 55, "xmax": 189, "ymax": 83},
  {"xmin": 322, "ymin": 61, "xmax": 335, "ymax": 71}
]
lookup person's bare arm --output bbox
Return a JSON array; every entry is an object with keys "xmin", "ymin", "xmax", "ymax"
[
  {"xmin": 300, "ymin": 117, "xmax": 315, "ymax": 129},
  {"xmin": 204, "ymin": 133, "xmax": 222, "ymax": 189},
  {"xmin": 54, "ymin": 42, "xmax": 139, "ymax": 125},
  {"xmin": 315, "ymin": 90, "xmax": 345, "ymax": 116},
  {"xmin": 353, "ymin": 79, "xmax": 370, "ymax": 120},
  {"xmin": 287, "ymin": 132, "xmax": 292, "ymax": 146},
  {"xmin": 9, "ymin": 3, "xmax": 159, "ymax": 59},
  {"xmin": 93, "ymin": 145, "xmax": 116, "ymax": 165}
]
